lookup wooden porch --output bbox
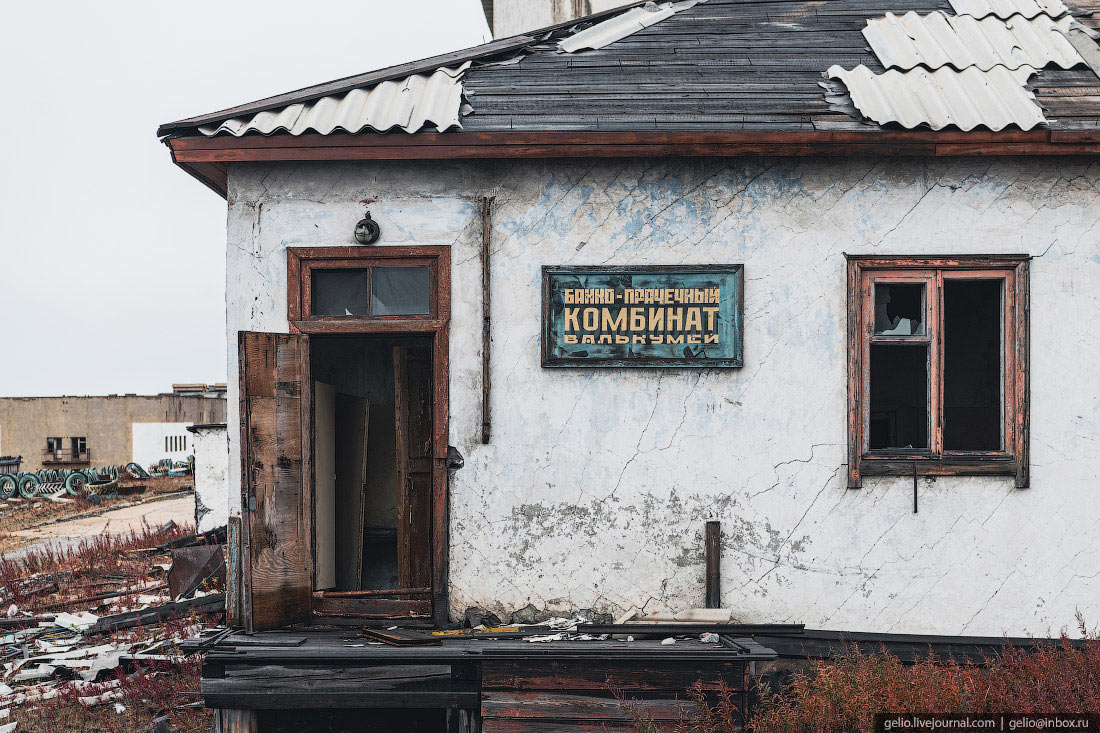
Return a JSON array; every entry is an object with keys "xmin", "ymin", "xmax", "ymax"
[{"xmin": 188, "ymin": 628, "xmax": 776, "ymax": 732}]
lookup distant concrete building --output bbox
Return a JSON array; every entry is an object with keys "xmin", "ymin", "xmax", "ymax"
[
  {"xmin": 0, "ymin": 385, "xmax": 227, "ymax": 471},
  {"xmin": 487, "ymin": 0, "xmax": 633, "ymax": 37}
]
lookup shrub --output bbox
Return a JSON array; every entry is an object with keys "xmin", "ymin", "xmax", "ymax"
[{"xmin": 620, "ymin": 621, "xmax": 1100, "ymax": 733}]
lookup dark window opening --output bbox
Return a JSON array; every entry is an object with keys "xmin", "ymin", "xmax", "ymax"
[
  {"xmin": 312, "ymin": 269, "xmax": 369, "ymax": 317},
  {"xmin": 310, "ymin": 266, "xmax": 430, "ymax": 318},
  {"xmin": 71, "ymin": 437, "xmax": 86, "ymax": 455},
  {"xmin": 944, "ymin": 280, "xmax": 1002, "ymax": 451},
  {"xmin": 869, "ymin": 344, "xmax": 928, "ymax": 450},
  {"xmin": 371, "ymin": 266, "xmax": 430, "ymax": 316},
  {"xmin": 874, "ymin": 284, "xmax": 925, "ymax": 335}
]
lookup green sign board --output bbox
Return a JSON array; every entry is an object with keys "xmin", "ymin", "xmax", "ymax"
[{"xmin": 541, "ymin": 265, "xmax": 744, "ymax": 367}]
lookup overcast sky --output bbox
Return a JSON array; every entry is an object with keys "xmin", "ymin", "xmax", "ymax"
[{"xmin": 1, "ymin": 1, "xmax": 490, "ymax": 397}]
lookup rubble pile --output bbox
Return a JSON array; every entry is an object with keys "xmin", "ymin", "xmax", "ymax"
[{"xmin": 0, "ymin": 524, "xmax": 226, "ymax": 732}]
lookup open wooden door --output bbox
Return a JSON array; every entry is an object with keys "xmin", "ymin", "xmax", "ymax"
[
  {"xmin": 393, "ymin": 346, "xmax": 433, "ymax": 589},
  {"xmin": 239, "ymin": 332, "xmax": 311, "ymax": 632}
]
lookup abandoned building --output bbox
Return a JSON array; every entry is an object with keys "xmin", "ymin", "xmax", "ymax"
[
  {"xmin": 0, "ymin": 385, "xmax": 227, "ymax": 471},
  {"xmin": 159, "ymin": 0, "xmax": 1100, "ymax": 727}
]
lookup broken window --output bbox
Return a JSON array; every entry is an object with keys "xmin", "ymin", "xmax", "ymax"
[
  {"xmin": 71, "ymin": 437, "xmax": 86, "ymax": 456},
  {"xmin": 308, "ymin": 266, "xmax": 431, "ymax": 318},
  {"xmin": 847, "ymin": 257, "xmax": 1029, "ymax": 488}
]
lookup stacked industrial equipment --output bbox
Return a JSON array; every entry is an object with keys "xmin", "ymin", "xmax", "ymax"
[{"xmin": 0, "ymin": 523, "xmax": 226, "ymax": 732}]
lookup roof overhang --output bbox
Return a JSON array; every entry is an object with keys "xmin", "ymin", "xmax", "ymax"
[{"xmin": 169, "ymin": 128, "xmax": 1100, "ymax": 199}]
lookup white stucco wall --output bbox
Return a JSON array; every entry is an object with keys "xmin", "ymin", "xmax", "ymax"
[
  {"xmin": 189, "ymin": 424, "xmax": 229, "ymax": 532},
  {"xmin": 132, "ymin": 422, "xmax": 193, "ymax": 467},
  {"xmin": 224, "ymin": 157, "xmax": 1100, "ymax": 636}
]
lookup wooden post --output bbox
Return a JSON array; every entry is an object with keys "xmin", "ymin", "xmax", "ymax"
[
  {"xmin": 215, "ymin": 709, "xmax": 257, "ymax": 733},
  {"xmin": 705, "ymin": 520, "xmax": 721, "ymax": 609}
]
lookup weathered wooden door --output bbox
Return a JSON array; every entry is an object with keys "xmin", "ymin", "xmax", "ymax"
[
  {"xmin": 239, "ymin": 332, "xmax": 311, "ymax": 632},
  {"xmin": 393, "ymin": 345, "xmax": 433, "ymax": 589}
]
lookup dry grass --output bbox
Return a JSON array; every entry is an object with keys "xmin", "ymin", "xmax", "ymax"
[{"xmin": 1, "ymin": 522, "xmax": 221, "ymax": 732}]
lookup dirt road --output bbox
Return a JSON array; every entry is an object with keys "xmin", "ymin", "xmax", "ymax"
[{"xmin": 3, "ymin": 494, "xmax": 195, "ymax": 559}]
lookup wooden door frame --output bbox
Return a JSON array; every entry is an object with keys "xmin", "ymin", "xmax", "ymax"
[{"xmin": 287, "ymin": 246, "xmax": 451, "ymax": 626}]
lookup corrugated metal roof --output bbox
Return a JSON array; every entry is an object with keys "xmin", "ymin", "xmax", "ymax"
[
  {"xmin": 827, "ymin": 64, "xmax": 1046, "ymax": 130},
  {"xmin": 198, "ymin": 65, "xmax": 469, "ymax": 137},
  {"xmin": 557, "ymin": 0, "xmax": 700, "ymax": 52},
  {"xmin": 864, "ymin": 11, "xmax": 1081, "ymax": 71},
  {"xmin": 160, "ymin": 0, "xmax": 1100, "ymax": 139},
  {"xmin": 947, "ymin": 0, "xmax": 1068, "ymax": 19}
]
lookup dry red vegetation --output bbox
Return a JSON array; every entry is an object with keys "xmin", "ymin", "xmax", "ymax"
[
  {"xmin": 620, "ymin": 620, "xmax": 1100, "ymax": 733},
  {"xmin": 1, "ymin": 523, "xmax": 218, "ymax": 732}
]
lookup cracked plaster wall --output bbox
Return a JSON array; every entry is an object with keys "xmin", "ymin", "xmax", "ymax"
[{"xmin": 225, "ymin": 157, "xmax": 1100, "ymax": 636}]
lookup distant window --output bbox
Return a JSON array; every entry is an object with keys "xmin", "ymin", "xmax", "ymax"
[
  {"xmin": 71, "ymin": 437, "xmax": 86, "ymax": 455},
  {"xmin": 847, "ymin": 256, "xmax": 1030, "ymax": 488}
]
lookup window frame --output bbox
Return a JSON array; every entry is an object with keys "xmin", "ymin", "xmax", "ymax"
[
  {"xmin": 287, "ymin": 246, "xmax": 448, "ymax": 332},
  {"xmin": 846, "ymin": 255, "xmax": 1030, "ymax": 489}
]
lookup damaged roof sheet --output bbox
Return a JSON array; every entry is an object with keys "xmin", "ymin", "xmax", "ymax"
[
  {"xmin": 947, "ymin": 0, "xmax": 1069, "ymax": 18},
  {"xmin": 160, "ymin": 0, "xmax": 1100, "ymax": 138},
  {"xmin": 557, "ymin": 1, "xmax": 700, "ymax": 52},
  {"xmin": 827, "ymin": 64, "xmax": 1046, "ymax": 130},
  {"xmin": 197, "ymin": 65, "xmax": 469, "ymax": 137},
  {"xmin": 863, "ymin": 11, "xmax": 1082, "ymax": 70},
  {"xmin": 826, "ymin": 0, "xmax": 1100, "ymax": 130}
]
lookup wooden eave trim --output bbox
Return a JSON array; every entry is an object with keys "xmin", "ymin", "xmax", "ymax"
[
  {"xmin": 168, "ymin": 130, "xmax": 1100, "ymax": 197},
  {"xmin": 169, "ymin": 129, "xmax": 1100, "ymax": 160}
]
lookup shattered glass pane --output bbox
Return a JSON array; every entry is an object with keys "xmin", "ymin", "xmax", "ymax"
[
  {"xmin": 869, "ymin": 344, "xmax": 928, "ymax": 450},
  {"xmin": 312, "ymin": 269, "xmax": 369, "ymax": 316},
  {"xmin": 874, "ymin": 284, "xmax": 924, "ymax": 335},
  {"xmin": 371, "ymin": 266, "xmax": 430, "ymax": 316}
]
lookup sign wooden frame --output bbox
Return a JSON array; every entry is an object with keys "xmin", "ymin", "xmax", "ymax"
[{"xmin": 541, "ymin": 264, "xmax": 744, "ymax": 368}]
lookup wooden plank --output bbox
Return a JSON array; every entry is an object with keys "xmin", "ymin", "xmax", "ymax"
[
  {"xmin": 394, "ymin": 346, "xmax": 434, "ymax": 590},
  {"xmin": 312, "ymin": 595, "xmax": 431, "ymax": 618},
  {"xmin": 483, "ymin": 721, "xmax": 678, "ymax": 732},
  {"xmin": 312, "ymin": 381, "xmax": 336, "ymax": 590},
  {"xmin": 205, "ymin": 663, "xmax": 478, "ymax": 708},
  {"xmin": 482, "ymin": 692, "xmax": 700, "ymax": 721},
  {"xmin": 214, "ymin": 709, "xmax": 257, "ymax": 733},
  {"xmin": 482, "ymin": 660, "xmax": 747, "ymax": 692},
  {"xmin": 335, "ymin": 394, "xmax": 370, "ymax": 589},
  {"xmin": 239, "ymin": 332, "xmax": 311, "ymax": 632}
]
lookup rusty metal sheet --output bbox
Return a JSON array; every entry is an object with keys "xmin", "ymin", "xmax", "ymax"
[{"xmin": 168, "ymin": 544, "xmax": 226, "ymax": 600}]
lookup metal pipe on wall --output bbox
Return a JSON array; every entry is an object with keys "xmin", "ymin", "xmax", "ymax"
[{"xmin": 480, "ymin": 197, "xmax": 495, "ymax": 444}]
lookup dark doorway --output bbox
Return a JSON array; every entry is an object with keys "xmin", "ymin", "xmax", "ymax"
[{"xmin": 310, "ymin": 336, "xmax": 433, "ymax": 593}]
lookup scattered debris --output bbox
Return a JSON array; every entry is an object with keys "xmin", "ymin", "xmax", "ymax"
[{"xmin": 0, "ymin": 522, "xmax": 225, "ymax": 731}]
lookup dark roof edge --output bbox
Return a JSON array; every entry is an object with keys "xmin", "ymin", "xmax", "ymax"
[
  {"xmin": 187, "ymin": 422, "xmax": 228, "ymax": 432},
  {"xmin": 155, "ymin": 1, "xmax": 649, "ymax": 138}
]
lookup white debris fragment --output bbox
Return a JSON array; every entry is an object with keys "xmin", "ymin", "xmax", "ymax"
[
  {"xmin": 700, "ymin": 632, "xmax": 720, "ymax": 643},
  {"xmin": 525, "ymin": 633, "xmax": 566, "ymax": 643},
  {"xmin": 4, "ymin": 606, "xmax": 16, "ymax": 619},
  {"xmin": 558, "ymin": 1, "xmax": 703, "ymax": 53},
  {"xmin": 0, "ymin": 720, "xmax": 15, "ymax": 733},
  {"xmin": 52, "ymin": 611, "xmax": 98, "ymax": 632},
  {"xmin": 661, "ymin": 637, "xmax": 676, "ymax": 645},
  {"xmin": 113, "ymin": 702, "xmax": 126, "ymax": 714},
  {"xmin": 0, "ymin": 683, "xmax": 11, "ymax": 697},
  {"xmin": 11, "ymin": 665, "xmax": 54, "ymax": 683}
]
